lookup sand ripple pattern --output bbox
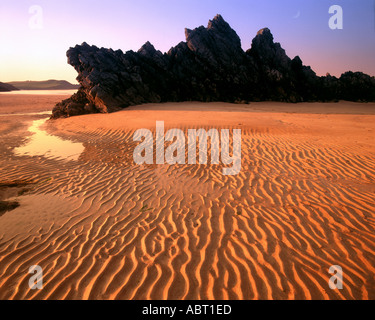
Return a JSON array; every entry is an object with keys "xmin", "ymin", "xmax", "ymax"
[{"xmin": 0, "ymin": 125, "xmax": 375, "ymax": 300}]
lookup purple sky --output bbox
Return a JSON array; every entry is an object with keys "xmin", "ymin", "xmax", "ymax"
[{"xmin": 1, "ymin": 0, "xmax": 374, "ymax": 83}]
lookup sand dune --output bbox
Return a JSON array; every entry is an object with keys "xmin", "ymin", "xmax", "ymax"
[{"xmin": 0, "ymin": 101, "xmax": 375, "ymax": 300}]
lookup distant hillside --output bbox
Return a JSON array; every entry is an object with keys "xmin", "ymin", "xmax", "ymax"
[
  {"xmin": 6, "ymin": 80, "xmax": 80, "ymax": 90},
  {"xmin": 0, "ymin": 82, "xmax": 19, "ymax": 92}
]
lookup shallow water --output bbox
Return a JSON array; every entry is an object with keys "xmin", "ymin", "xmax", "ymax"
[
  {"xmin": 0, "ymin": 111, "xmax": 52, "ymax": 117},
  {"xmin": 13, "ymin": 118, "xmax": 84, "ymax": 161}
]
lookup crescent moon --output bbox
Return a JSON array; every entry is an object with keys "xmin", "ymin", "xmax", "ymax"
[{"xmin": 293, "ymin": 11, "xmax": 301, "ymax": 19}]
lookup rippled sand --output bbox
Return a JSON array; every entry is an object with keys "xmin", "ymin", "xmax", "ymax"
[{"xmin": 0, "ymin": 98, "xmax": 374, "ymax": 300}]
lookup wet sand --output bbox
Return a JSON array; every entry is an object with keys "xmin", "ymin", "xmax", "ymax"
[{"xmin": 0, "ymin": 95, "xmax": 374, "ymax": 300}]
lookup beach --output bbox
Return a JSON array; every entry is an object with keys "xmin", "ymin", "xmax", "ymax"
[{"xmin": 0, "ymin": 93, "xmax": 375, "ymax": 300}]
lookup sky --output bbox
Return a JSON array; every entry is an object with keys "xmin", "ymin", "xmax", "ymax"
[{"xmin": 0, "ymin": 0, "xmax": 374, "ymax": 84}]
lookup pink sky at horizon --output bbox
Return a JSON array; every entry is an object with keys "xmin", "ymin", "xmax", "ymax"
[{"xmin": 1, "ymin": 0, "xmax": 374, "ymax": 84}]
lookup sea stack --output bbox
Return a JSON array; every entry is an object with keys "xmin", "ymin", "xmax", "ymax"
[{"xmin": 52, "ymin": 14, "xmax": 375, "ymax": 118}]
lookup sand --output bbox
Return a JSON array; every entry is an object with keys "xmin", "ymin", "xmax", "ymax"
[
  {"xmin": 0, "ymin": 92, "xmax": 74, "ymax": 114},
  {"xmin": 0, "ymin": 96, "xmax": 374, "ymax": 300}
]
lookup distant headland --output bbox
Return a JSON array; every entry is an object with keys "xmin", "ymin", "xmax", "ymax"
[
  {"xmin": 52, "ymin": 14, "xmax": 375, "ymax": 118},
  {"xmin": 0, "ymin": 80, "xmax": 79, "ymax": 92},
  {"xmin": 0, "ymin": 82, "xmax": 19, "ymax": 92}
]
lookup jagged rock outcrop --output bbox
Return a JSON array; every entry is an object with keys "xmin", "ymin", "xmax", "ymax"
[{"xmin": 52, "ymin": 14, "xmax": 375, "ymax": 118}]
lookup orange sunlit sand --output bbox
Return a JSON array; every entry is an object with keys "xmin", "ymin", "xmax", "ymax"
[{"xmin": 0, "ymin": 93, "xmax": 374, "ymax": 299}]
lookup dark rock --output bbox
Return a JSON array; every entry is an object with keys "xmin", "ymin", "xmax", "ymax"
[
  {"xmin": 0, "ymin": 201, "xmax": 19, "ymax": 216},
  {"xmin": 338, "ymin": 72, "xmax": 375, "ymax": 102},
  {"xmin": 52, "ymin": 14, "xmax": 375, "ymax": 118},
  {"xmin": 51, "ymin": 88, "xmax": 91, "ymax": 118},
  {"xmin": 0, "ymin": 179, "xmax": 35, "ymax": 216}
]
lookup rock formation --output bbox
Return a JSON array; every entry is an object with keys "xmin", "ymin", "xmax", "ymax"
[{"xmin": 52, "ymin": 14, "xmax": 375, "ymax": 118}]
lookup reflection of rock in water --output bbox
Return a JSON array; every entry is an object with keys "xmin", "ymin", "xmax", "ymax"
[{"xmin": 0, "ymin": 180, "xmax": 35, "ymax": 216}]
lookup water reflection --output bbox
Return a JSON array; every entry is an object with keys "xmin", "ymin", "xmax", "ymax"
[
  {"xmin": 14, "ymin": 118, "xmax": 84, "ymax": 161},
  {"xmin": 0, "ymin": 111, "xmax": 52, "ymax": 117}
]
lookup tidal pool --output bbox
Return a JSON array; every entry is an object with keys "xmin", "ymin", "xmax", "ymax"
[{"xmin": 14, "ymin": 118, "xmax": 84, "ymax": 161}]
